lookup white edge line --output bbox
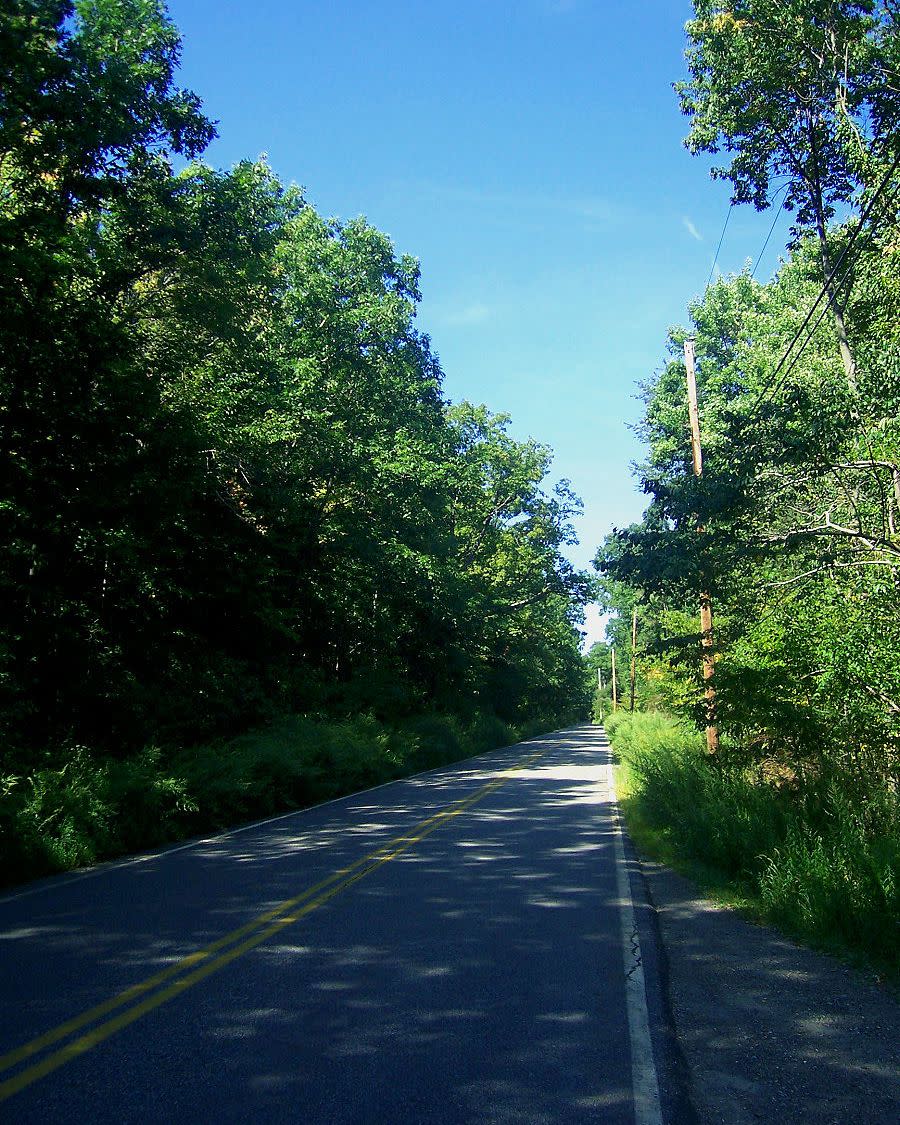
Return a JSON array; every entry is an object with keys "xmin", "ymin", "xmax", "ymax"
[
  {"xmin": 0, "ymin": 726, "xmax": 577, "ymax": 906},
  {"xmin": 606, "ymin": 738, "xmax": 664, "ymax": 1125}
]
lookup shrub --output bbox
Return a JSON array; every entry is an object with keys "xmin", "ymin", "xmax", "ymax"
[
  {"xmin": 1, "ymin": 749, "xmax": 113, "ymax": 882},
  {"xmin": 464, "ymin": 712, "xmax": 516, "ymax": 755},
  {"xmin": 608, "ymin": 711, "xmax": 900, "ymax": 971},
  {"xmin": 106, "ymin": 750, "xmax": 198, "ymax": 853},
  {"xmin": 399, "ymin": 713, "xmax": 465, "ymax": 771},
  {"xmin": 1, "ymin": 705, "xmax": 563, "ymax": 888}
]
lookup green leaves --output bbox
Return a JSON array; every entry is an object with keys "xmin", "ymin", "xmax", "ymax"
[
  {"xmin": 678, "ymin": 1, "xmax": 887, "ymax": 229},
  {"xmin": 597, "ymin": 242, "xmax": 900, "ymax": 782},
  {"xmin": 0, "ymin": 1, "xmax": 590, "ymax": 755},
  {"xmin": 601, "ymin": 1, "xmax": 900, "ymax": 763}
]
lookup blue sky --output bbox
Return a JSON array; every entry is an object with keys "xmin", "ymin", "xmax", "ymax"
[{"xmin": 166, "ymin": 0, "xmax": 793, "ymax": 646}]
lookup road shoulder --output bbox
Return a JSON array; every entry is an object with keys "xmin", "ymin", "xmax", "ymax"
[{"xmin": 637, "ymin": 858, "xmax": 900, "ymax": 1125}]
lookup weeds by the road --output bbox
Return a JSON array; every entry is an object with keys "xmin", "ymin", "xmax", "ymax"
[
  {"xmin": 607, "ymin": 712, "xmax": 900, "ymax": 978},
  {"xmin": 0, "ymin": 710, "xmax": 555, "ymax": 889}
]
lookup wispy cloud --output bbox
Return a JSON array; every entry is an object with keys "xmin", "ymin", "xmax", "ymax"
[
  {"xmin": 442, "ymin": 303, "xmax": 491, "ymax": 327},
  {"xmin": 682, "ymin": 216, "xmax": 703, "ymax": 242}
]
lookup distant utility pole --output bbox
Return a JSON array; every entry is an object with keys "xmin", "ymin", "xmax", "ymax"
[
  {"xmin": 684, "ymin": 338, "xmax": 719, "ymax": 754},
  {"xmin": 629, "ymin": 605, "xmax": 637, "ymax": 713},
  {"xmin": 596, "ymin": 669, "xmax": 604, "ymax": 723},
  {"xmin": 611, "ymin": 647, "xmax": 618, "ymax": 713}
]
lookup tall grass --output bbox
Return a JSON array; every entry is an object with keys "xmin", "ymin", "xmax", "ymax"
[
  {"xmin": 607, "ymin": 712, "xmax": 900, "ymax": 973},
  {"xmin": 0, "ymin": 709, "xmax": 534, "ymax": 889}
]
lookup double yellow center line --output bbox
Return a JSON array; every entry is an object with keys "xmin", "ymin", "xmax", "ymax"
[{"xmin": 0, "ymin": 744, "xmax": 549, "ymax": 1104}]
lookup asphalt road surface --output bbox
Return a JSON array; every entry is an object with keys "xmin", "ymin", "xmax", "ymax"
[{"xmin": 0, "ymin": 726, "xmax": 688, "ymax": 1124}]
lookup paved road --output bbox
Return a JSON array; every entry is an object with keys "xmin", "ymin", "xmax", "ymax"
[{"xmin": 0, "ymin": 726, "xmax": 687, "ymax": 1123}]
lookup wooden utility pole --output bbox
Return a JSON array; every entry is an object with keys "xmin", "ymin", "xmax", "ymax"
[
  {"xmin": 610, "ymin": 646, "xmax": 618, "ymax": 713},
  {"xmin": 629, "ymin": 605, "xmax": 637, "ymax": 712},
  {"xmin": 684, "ymin": 338, "xmax": 704, "ymax": 477},
  {"xmin": 684, "ymin": 338, "xmax": 719, "ymax": 754}
]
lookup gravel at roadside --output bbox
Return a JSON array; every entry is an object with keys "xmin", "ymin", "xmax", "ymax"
[{"xmin": 639, "ymin": 859, "xmax": 900, "ymax": 1124}]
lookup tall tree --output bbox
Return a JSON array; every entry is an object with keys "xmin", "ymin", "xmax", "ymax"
[
  {"xmin": 598, "ymin": 259, "xmax": 899, "ymax": 778},
  {"xmin": 0, "ymin": 0, "xmax": 592, "ymax": 757},
  {"xmin": 677, "ymin": 1, "xmax": 900, "ymax": 393},
  {"xmin": 0, "ymin": 0, "xmax": 214, "ymax": 743}
]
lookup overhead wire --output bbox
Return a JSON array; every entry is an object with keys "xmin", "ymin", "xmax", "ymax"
[
  {"xmin": 750, "ymin": 151, "xmax": 900, "ymax": 411},
  {"xmin": 750, "ymin": 183, "xmax": 790, "ymax": 279},
  {"xmin": 750, "ymin": 233, "xmax": 899, "ymax": 560},
  {"xmin": 757, "ymin": 248, "xmax": 857, "ymax": 407},
  {"xmin": 700, "ymin": 180, "xmax": 788, "ymax": 294},
  {"xmin": 705, "ymin": 200, "xmax": 733, "ymax": 288}
]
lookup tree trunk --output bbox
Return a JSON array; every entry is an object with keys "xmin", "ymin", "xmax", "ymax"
[
  {"xmin": 805, "ymin": 113, "xmax": 859, "ymax": 397},
  {"xmin": 813, "ymin": 201, "xmax": 859, "ymax": 397}
]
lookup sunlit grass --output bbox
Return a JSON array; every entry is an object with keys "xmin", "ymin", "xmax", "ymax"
[{"xmin": 608, "ymin": 712, "xmax": 899, "ymax": 983}]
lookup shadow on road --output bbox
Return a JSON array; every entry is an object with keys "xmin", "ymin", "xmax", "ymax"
[
  {"xmin": 2, "ymin": 728, "xmax": 638, "ymax": 1123},
  {"xmin": 643, "ymin": 857, "xmax": 900, "ymax": 1125}
]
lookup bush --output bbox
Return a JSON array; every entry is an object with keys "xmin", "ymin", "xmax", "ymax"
[
  {"xmin": 608, "ymin": 712, "xmax": 900, "ymax": 972},
  {"xmin": 758, "ymin": 783, "xmax": 899, "ymax": 965},
  {"xmin": 0, "ymin": 704, "xmax": 548, "ymax": 888},
  {"xmin": 1, "ymin": 749, "xmax": 113, "ymax": 882},
  {"xmin": 399, "ymin": 713, "xmax": 465, "ymax": 771},
  {"xmin": 464, "ymin": 712, "xmax": 516, "ymax": 755},
  {"xmin": 106, "ymin": 750, "xmax": 198, "ymax": 853},
  {"xmin": 0, "ymin": 747, "xmax": 200, "ymax": 885}
]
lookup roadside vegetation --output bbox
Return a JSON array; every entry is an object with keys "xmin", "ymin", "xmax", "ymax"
[
  {"xmin": 606, "ymin": 712, "xmax": 899, "ymax": 976},
  {"xmin": 0, "ymin": 2, "xmax": 589, "ymax": 887},
  {"xmin": 592, "ymin": 2, "xmax": 900, "ymax": 978},
  {"xmin": 1, "ymin": 710, "xmax": 562, "ymax": 887}
]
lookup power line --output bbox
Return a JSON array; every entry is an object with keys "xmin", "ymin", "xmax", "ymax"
[
  {"xmin": 706, "ymin": 201, "xmax": 733, "ymax": 288},
  {"xmin": 758, "ymin": 252, "xmax": 857, "ymax": 406},
  {"xmin": 750, "ymin": 229, "xmax": 896, "ymax": 546},
  {"xmin": 704, "ymin": 179, "xmax": 786, "ymax": 291},
  {"xmin": 751, "ymin": 153, "xmax": 900, "ymax": 410},
  {"xmin": 750, "ymin": 184, "xmax": 789, "ymax": 279}
]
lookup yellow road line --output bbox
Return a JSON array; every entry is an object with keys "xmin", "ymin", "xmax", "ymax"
[
  {"xmin": 1, "ymin": 755, "xmax": 535, "ymax": 1075},
  {"xmin": 0, "ymin": 745, "xmax": 548, "ymax": 1104}
]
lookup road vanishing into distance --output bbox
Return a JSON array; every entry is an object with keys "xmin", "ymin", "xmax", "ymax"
[{"xmin": 0, "ymin": 726, "xmax": 689, "ymax": 1124}]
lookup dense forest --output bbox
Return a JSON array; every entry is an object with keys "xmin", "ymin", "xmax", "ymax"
[
  {"xmin": 5, "ymin": 0, "xmax": 897, "ymax": 973},
  {"xmin": 0, "ymin": 0, "xmax": 591, "ymax": 882},
  {"xmin": 596, "ymin": 0, "xmax": 899, "ymax": 970}
]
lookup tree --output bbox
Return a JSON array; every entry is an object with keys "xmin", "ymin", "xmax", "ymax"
[
  {"xmin": 677, "ymin": 1, "xmax": 900, "ymax": 393},
  {"xmin": 445, "ymin": 404, "xmax": 592, "ymax": 725},
  {"xmin": 0, "ymin": 0, "xmax": 214, "ymax": 744},
  {"xmin": 0, "ymin": 0, "xmax": 592, "ymax": 759},
  {"xmin": 597, "ymin": 255, "xmax": 899, "ymax": 782}
]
